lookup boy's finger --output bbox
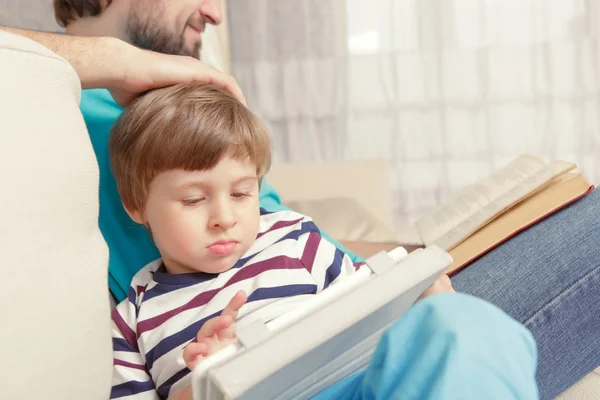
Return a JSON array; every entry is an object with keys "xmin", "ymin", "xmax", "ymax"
[
  {"xmin": 196, "ymin": 315, "xmax": 233, "ymax": 340},
  {"xmin": 217, "ymin": 291, "xmax": 248, "ymax": 340},
  {"xmin": 221, "ymin": 290, "xmax": 247, "ymax": 320},
  {"xmin": 183, "ymin": 342, "xmax": 208, "ymax": 369}
]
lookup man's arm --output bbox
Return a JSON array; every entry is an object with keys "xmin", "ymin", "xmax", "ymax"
[
  {"xmin": 0, "ymin": 26, "xmax": 246, "ymax": 107},
  {"xmin": 1, "ymin": 26, "xmax": 124, "ymax": 90}
]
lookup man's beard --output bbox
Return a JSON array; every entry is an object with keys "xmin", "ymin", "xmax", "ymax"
[{"xmin": 126, "ymin": 7, "xmax": 200, "ymax": 58}]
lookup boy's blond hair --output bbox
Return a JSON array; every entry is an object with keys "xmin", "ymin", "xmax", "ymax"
[{"xmin": 109, "ymin": 82, "xmax": 271, "ymax": 213}]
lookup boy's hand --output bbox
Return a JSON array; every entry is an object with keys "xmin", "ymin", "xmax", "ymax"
[
  {"xmin": 418, "ymin": 274, "xmax": 455, "ymax": 300},
  {"xmin": 183, "ymin": 290, "xmax": 247, "ymax": 370}
]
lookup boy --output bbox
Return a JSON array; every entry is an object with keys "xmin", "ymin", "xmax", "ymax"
[
  {"xmin": 109, "ymin": 82, "xmax": 367, "ymax": 399},
  {"xmin": 108, "ymin": 82, "xmax": 541, "ymax": 400}
]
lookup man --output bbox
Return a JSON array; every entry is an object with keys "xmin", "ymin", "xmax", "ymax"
[
  {"xmin": 53, "ymin": 0, "xmax": 361, "ymax": 303},
  {"xmin": 50, "ymin": 1, "xmax": 600, "ymax": 399}
]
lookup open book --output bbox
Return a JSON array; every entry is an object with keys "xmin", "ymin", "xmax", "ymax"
[{"xmin": 414, "ymin": 155, "xmax": 594, "ymax": 275}]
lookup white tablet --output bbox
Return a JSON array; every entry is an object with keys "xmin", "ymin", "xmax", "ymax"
[{"xmin": 192, "ymin": 245, "xmax": 452, "ymax": 400}]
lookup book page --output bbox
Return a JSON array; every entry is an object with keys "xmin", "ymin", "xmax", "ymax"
[
  {"xmin": 415, "ymin": 155, "xmax": 547, "ymax": 246},
  {"xmin": 445, "ymin": 173, "xmax": 591, "ymax": 274},
  {"xmin": 431, "ymin": 160, "xmax": 576, "ymax": 251}
]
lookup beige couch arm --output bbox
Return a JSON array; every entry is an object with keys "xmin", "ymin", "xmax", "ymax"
[{"xmin": 0, "ymin": 31, "xmax": 110, "ymax": 400}]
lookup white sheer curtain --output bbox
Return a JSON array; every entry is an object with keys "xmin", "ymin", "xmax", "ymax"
[{"xmin": 228, "ymin": 0, "xmax": 600, "ymax": 229}]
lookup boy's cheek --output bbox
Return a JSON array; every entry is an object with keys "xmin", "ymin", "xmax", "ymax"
[
  {"xmin": 169, "ymin": 220, "xmax": 205, "ymax": 245},
  {"xmin": 161, "ymin": 229, "xmax": 204, "ymax": 261},
  {"xmin": 155, "ymin": 217, "xmax": 201, "ymax": 248}
]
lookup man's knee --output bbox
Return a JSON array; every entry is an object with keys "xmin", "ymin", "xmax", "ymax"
[
  {"xmin": 411, "ymin": 293, "xmax": 537, "ymax": 359},
  {"xmin": 371, "ymin": 293, "xmax": 539, "ymax": 399},
  {"xmin": 402, "ymin": 293, "xmax": 539, "ymax": 399}
]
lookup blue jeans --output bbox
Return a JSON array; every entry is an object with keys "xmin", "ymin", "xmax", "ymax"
[
  {"xmin": 453, "ymin": 188, "xmax": 600, "ymax": 399},
  {"xmin": 313, "ymin": 293, "xmax": 539, "ymax": 400}
]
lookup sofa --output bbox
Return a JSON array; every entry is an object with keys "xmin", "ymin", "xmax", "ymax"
[{"xmin": 0, "ymin": 29, "xmax": 598, "ymax": 400}]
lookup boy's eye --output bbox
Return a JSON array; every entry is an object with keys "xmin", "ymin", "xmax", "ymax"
[
  {"xmin": 231, "ymin": 192, "xmax": 250, "ymax": 199},
  {"xmin": 182, "ymin": 197, "xmax": 205, "ymax": 206}
]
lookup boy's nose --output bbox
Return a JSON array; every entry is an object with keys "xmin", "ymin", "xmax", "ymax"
[{"xmin": 208, "ymin": 200, "xmax": 236, "ymax": 230}]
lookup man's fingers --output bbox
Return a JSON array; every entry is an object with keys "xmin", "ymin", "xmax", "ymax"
[
  {"xmin": 135, "ymin": 51, "xmax": 247, "ymax": 107},
  {"xmin": 179, "ymin": 57, "xmax": 247, "ymax": 106},
  {"xmin": 196, "ymin": 70, "xmax": 246, "ymax": 106},
  {"xmin": 196, "ymin": 315, "xmax": 233, "ymax": 340}
]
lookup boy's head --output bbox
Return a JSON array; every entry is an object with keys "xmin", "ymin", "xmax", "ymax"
[{"xmin": 110, "ymin": 82, "xmax": 271, "ymax": 275}]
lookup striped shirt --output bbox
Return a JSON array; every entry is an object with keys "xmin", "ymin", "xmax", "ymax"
[{"xmin": 110, "ymin": 209, "xmax": 362, "ymax": 399}]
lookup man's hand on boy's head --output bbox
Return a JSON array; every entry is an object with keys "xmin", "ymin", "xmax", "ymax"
[
  {"xmin": 108, "ymin": 42, "xmax": 247, "ymax": 108},
  {"xmin": 183, "ymin": 290, "xmax": 248, "ymax": 371}
]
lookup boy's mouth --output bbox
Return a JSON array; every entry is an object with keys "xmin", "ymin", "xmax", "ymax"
[{"xmin": 207, "ymin": 240, "xmax": 238, "ymax": 256}]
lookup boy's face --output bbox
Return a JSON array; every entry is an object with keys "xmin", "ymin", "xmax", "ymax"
[{"xmin": 131, "ymin": 154, "xmax": 261, "ymax": 274}]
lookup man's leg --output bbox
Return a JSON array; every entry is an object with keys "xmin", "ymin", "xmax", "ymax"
[
  {"xmin": 313, "ymin": 293, "xmax": 539, "ymax": 400},
  {"xmin": 453, "ymin": 189, "xmax": 600, "ymax": 399}
]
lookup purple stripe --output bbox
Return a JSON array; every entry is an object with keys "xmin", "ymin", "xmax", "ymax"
[
  {"xmin": 113, "ymin": 337, "xmax": 137, "ymax": 353},
  {"xmin": 110, "ymin": 380, "xmax": 155, "ymax": 399},
  {"xmin": 137, "ymin": 288, "xmax": 218, "ymax": 338},
  {"xmin": 136, "ymin": 256, "xmax": 304, "ymax": 336},
  {"xmin": 127, "ymin": 287, "xmax": 136, "ymax": 306},
  {"xmin": 114, "ymin": 359, "xmax": 146, "ymax": 371},
  {"xmin": 259, "ymin": 207, "xmax": 272, "ymax": 216},
  {"xmin": 256, "ymin": 217, "xmax": 304, "ymax": 239},
  {"xmin": 111, "ymin": 308, "xmax": 138, "ymax": 351},
  {"xmin": 234, "ymin": 220, "xmax": 318, "ymax": 268},
  {"xmin": 301, "ymin": 231, "xmax": 321, "ymax": 272},
  {"xmin": 247, "ymin": 284, "xmax": 316, "ymax": 301},
  {"xmin": 136, "ymin": 285, "xmax": 146, "ymax": 297},
  {"xmin": 322, "ymin": 248, "xmax": 345, "ymax": 289},
  {"xmin": 157, "ymin": 367, "xmax": 190, "ymax": 399},
  {"xmin": 141, "ymin": 274, "xmax": 214, "ymax": 303},
  {"xmin": 224, "ymin": 255, "xmax": 304, "ymax": 286}
]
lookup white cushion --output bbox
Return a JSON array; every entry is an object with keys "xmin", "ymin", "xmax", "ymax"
[{"xmin": 0, "ymin": 31, "xmax": 110, "ymax": 400}]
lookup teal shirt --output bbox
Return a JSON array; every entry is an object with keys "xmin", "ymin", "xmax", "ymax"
[{"xmin": 81, "ymin": 89, "xmax": 360, "ymax": 302}]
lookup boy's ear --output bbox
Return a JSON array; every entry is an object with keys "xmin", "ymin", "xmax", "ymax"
[{"xmin": 125, "ymin": 206, "xmax": 145, "ymax": 225}]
